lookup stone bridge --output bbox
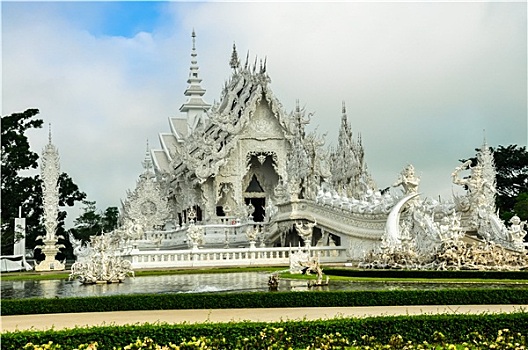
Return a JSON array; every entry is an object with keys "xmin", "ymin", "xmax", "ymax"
[{"xmin": 267, "ymin": 199, "xmax": 389, "ymax": 260}]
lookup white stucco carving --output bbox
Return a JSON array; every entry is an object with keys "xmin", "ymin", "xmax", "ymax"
[
  {"xmin": 76, "ymin": 32, "xmax": 525, "ymax": 272},
  {"xmin": 35, "ymin": 127, "xmax": 65, "ymax": 272}
]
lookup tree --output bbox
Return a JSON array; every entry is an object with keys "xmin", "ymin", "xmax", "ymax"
[
  {"xmin": 1, "ymin": 109, "xmax": 42, "ymax": 251},
  {"xmin": 461, "ymin": 144, "xmax": 528, "ymax": 221},
  {"xmin": 1, "ymin": 109, "xmax": 86, "ymax": 256},
  {"xmin": 102, "ymin": 206, "xmax": 119, "ymax": 232},
  {"xmin": 513, "ymin": 193, "xmax": 528, "ymax": 220},
  {"xmin": 69, "ymin": 200, "xmax": 119, "ymax": 244}
]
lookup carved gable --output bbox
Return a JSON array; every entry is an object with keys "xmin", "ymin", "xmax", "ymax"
[{"xmin": 241, "ymin": 96, "xmax": 285, "ymax": 140}]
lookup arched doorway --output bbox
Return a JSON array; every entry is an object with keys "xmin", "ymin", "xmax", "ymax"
[{"xmin": 243, "ymin": 152, "xmax": 279, "ymax": 222}]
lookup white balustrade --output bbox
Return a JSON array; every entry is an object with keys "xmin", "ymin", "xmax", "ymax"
[{"xmin": 126, "ymin": 246, "xmax": 348, "ymax": 269}]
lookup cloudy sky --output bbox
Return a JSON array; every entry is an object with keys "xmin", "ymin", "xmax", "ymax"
[{"xmin": 3, "ymin": 1, "xmax": 526, "ymax": 226}]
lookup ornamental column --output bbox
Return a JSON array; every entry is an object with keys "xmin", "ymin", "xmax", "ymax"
[{"xmin": 35, "ymin": 125, "xmax": 65, "ymax": 271}]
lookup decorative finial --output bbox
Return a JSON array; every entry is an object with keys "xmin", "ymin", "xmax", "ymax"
[
  {"xmin": 342, "ymin": 101, "xmax": 346, "ymax": 115},
  {"xmin": 142, "ymin": 139, "xmax": 152, "ymax": 171},
  {"xmin": 192, "ymin": 29, "xmax": 196, "ymax": 50},
  {"xmin": 230, "ymin": 42, "xmax": 240, "ymax": 70},
  {"xmin": 48, "ymin": 123, "xmax": 52, "ymax": 144}
]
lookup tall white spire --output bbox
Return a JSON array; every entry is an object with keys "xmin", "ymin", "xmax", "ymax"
[
  {"xmin": 142, "ymin": 140, "xmax": 153, "ymax": 172},
  {"xmin": 35, "ymin": 124, "xmax": 65, "ymax": 271},
  {"xmin": 179, "ymin": 30, "xmax": 211, "ymax": 134}
]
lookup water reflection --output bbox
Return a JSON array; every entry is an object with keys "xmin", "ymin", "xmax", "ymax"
[{"xmin": 2, "ymin": 272, "xmax": 526, "ymax": 299}]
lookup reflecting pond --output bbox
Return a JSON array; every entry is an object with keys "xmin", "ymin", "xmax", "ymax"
[{"xmin": 2, "ymin": 272, "xmax": 526, "ymax": 299}]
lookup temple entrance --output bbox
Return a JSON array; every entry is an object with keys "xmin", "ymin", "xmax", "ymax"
[
  {"xmin": 243, "ymin": 152, "xmax": 279, "ymax": 223},
  {"xmin": 245, "ymin": 197, "xmax": 265, "ymax": 222}
]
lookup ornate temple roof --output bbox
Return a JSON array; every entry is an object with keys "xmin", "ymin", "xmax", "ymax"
[{"xmin": 152, "ymin": 37, "xmax": 297, "ymax": 185}]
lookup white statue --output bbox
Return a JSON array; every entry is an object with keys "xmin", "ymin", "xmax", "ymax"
[
  {"xmin": 245, "ymin": 225, "xmax": 259, "ymax": 242},
  {"xmin": 289, "ymin": 249, "xmax": 310, "ymax": 274},
  {"xmin": 295, "ymin": 219, "xmax": 317, "ymax": 247},
  {"xmin": 69, "ymin": 231, "xmax": 134, "ymax": 284},
  {"xmin": 69, "ymin": 232, "xmax": 92, "ymax": 262},
  {"xmin": 393, "ymin": 164, "xmax": 420, "ymax": 195},
  {"xmin": 186, "ymin": 224, "xmax": 204, "ymax": 249},
  {"xmin": 507, "ymin": 216, "xmax": 527, "ymax": 250}
]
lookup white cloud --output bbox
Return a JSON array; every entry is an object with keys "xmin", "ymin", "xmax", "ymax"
[{"xmin": 3, "ymin": 2, "xmax": 526, "ymax": 226}]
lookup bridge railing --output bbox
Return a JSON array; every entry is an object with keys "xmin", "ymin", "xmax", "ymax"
[{"xmin": 125, "ymin": 245, "xmax": 348, "ymax": 269}]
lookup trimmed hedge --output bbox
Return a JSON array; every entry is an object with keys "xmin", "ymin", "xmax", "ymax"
[
  {"xmin": 3, "ymin": 288, "xmax": 528, "ymax": 316},
  {"xmin": 3, "ymin": 313, "xmax": 528, "ymax": 350},
  {"xmin": 324, "ymin": 268, "xmax": 528, "ymax": 280}
]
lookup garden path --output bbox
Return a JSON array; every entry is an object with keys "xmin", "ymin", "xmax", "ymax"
[{"xmin": 2, "ymin": 305, "xmax": 527, "ymax": 332}]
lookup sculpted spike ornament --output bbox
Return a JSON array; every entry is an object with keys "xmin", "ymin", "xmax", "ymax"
[
  {"xmin": 35, "ymin": 125, "xmax": 65, "ymax": 271},
  {"xmin": 329, "ymin": 103, "xmax": 376, "ymax": 199}
]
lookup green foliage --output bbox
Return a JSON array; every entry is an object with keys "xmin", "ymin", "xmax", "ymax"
[
  {"xmin": 1, "ymin": 109, "xmax": 86, "ymax": 256},
  {"xmin": 3, "ymin": 288, "xmax": 527, "ymax": 316},
  {"xmin": 513, "ymin": 192, "xmax": 528, "ymax": 221},
  {"xmin": 323, "ymin": 267, "xmax": 528, "ymax": 280},
  {"xmin": 493, "ymin": 145, "xmax": 528, "ymax": 219},
  {"xmin": 235, "ymin": 327, "xmax": 293, "ymax": 350},
  {"xmin": 4, "ymin": 314, "xmax": 528, "ymax": 350},
  {"xmin": 69, "ymin": 201, "xmax": 119, "ymax": 243},
  {"xmin": 1, "ymin": 109, "xmax": 43, "ymax": 255},
  {"xmin": 102, "ymin": 206, "xmax": 119, "ymax": 232}
]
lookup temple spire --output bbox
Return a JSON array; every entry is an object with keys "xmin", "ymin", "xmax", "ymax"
[
  {"xmin": 179, "ymin": 30, "xmax": 211, "ymax": 134},
  {"xmin": 142, "ymin": 140, "xmax": 153, "ymax": 172}
]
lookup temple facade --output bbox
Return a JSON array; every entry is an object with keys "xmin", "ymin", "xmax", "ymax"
[
  {"xmin": 143, "ymin": 32, "xmax": 373, "ymax": 230},
  {"xmin": 114, "ymin": 32, "xmax": 525, "ymax": 265}
]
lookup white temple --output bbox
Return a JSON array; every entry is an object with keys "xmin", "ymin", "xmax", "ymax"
[{"xmin": 73, "ymin": 32, "xmax": 526, "ymax": 273}]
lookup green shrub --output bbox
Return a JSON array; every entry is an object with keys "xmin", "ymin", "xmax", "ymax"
[
  {"xmin": 3, "ymin": 313, "xmax": 527, "ymax": 350},
  {"xmin": 3, "ymin": 288, "xmax": 527, "ymax": 316},
  {"xmin": 324, "ymin": 268, "xmax": 528, "ymax": 280}
]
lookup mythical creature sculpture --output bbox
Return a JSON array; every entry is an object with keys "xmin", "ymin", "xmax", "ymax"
[
  {"xmin": 295, "ymin": 219, "xmax": 317, "ymax": 247},
  {"xmin": 268, "ymin": 273, "xmax": 279, "ymax": 291},
  {"xmin": 451, "ymin": 159, "xmax": 495, "ymax": 229},
  {"xmin": 300, "ymin": 256, "xmax": 329, "ymax": 287},
  {"xmin": 507, "ymin": 216, "xmax": 527, "ymax": 251},
  {"xmin": 393, "ymin": 164, "xmax": 420, "ymax": 195},
  {"xmin": 69, "ymin": 232, "xmax": 92, "ymax": 262},
  {"xmin": 289, "ymin": 249, "xmax": 310, "ymax": 274},
  {"xmin": 186, "ymin": 223, "xmax": 204, "ymax": 249},
  {"xmin": 69, "ymin": 231, "xmax": 134, "ymax": 284}
]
